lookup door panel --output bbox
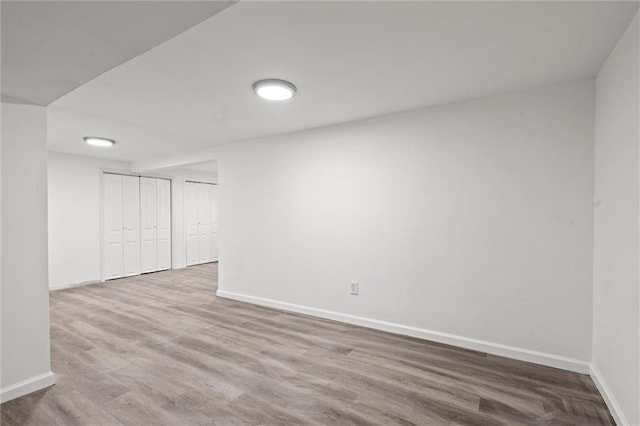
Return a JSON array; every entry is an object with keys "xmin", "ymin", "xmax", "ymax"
[
  {"xmin": 122, "ymin": 175, "xmax": 141, "ymax": 277},
  {"xmin": 185, "ymin": 182, "xmax": 199, "ymax": 266},
  {"xmin": 157, "ymin": 179, "xmax": 172, "ymax": 271},
  {"xmin": 103, "ymin": 174, "xmax": 124, "ymax": 280},
  {"xmin": 209, "ymin": 184, "xmax": 219, "ymax": 261},
  {"xmin": 140, "ymin": 177, "xmax": 158, "ymax": 273},
  {"xmin": 198, "ymin": 183, "xmax": 211, "ymax": 263}
]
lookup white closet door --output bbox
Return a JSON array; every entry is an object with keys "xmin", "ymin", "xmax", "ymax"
[
  {"xmin": 122, "ymin": 175, "xmax": 141, "ymax": 277},
  {"xmin": 198, "ymin": 183, "xmax": 212, "ymax": 263},
  {"xmin": 185, "ymin": 182, "xmax": 200, "ymax": 266},
  {"xmin": 156, "ymin": 179, "xmax": 172, "ymax": 271},
  {"xmin": 140, "ymin": 177, "xmax": 158, "ymax": 273},
  {"xmin": 209, "ymin": 184, "xmax": 219, "ymax": 261},
  {"xmin": 104, "ymin": 174, "xmax": 124, "ymax": 279}
]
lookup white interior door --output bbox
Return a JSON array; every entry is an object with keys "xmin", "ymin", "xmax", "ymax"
[
  {"xmin": 185, "ymin": 182, "xmax": 199, "ymax": 266},
  {"xmin": 209, "ymin": 184, "xmax": 219, "ymax": 261},
  {"xmin": 140, "ymin": 177, "xmax": 158, "ymax": 273},
  {"xmin": 122, "ymin": 175, "xmax": 141, "ymax": 277},
  {"xmin": 156, "ymin": 178, "xmax": 172, "ymax": 271},
  {"xmin": 198, "ymin": 183, "xmax": 212, "ymax": 263},
  {"xmin": 104, "ymin": 174, "xmax": 124, "ymax": 279}
]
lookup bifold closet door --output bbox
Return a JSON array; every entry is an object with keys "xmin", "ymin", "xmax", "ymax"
[
  {"xmin": 185, "ymin": 182, "xmax": 200, "ymax": 266},
  {"xmin": 209, "ymin": 184, "xmax": 219, "ymax": 261},
  {"xmin": 104, "ymin": 174, "xmax": 170, "ymax": 279},
  {"xmin": 198, "ymin": 183, "xmax": 212, "ymax": 263},
  {"xmin": 156, "ymin": 179, "xmax": 171, "ymax": 271},
  {"xmin": 104, "ymin": 174, "xmax": 124, "ymax": 280},
  {"xmin": 122, "ymin": 175, "xmax": 141, "ymax": 276},
  {"xmin": 140, "ymin": 177, "xmax": 158, "ymax": 273},
  {"xmin": 185, "ymin": 181, "xmax": 218, "ymax": 266}
]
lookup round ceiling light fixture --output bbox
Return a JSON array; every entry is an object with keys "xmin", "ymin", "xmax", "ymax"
[
  {"xmin": 252, "ymin": 79, "xmax": 297, "ymax": 101},
  {"xmin": 84, "ymin": 136, "xmax": 116, "ymax": 148}
]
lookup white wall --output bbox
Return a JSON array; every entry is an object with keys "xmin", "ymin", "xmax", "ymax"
[
  {"xmin": 1, "ymin": 103, "xmax": 55, "ymax": 401},
  {"xmin": 48, "ymin": 152, "xmax": 129, "ymax": 289},
  {"xmin": 218, "ymin": 80, "xmax": 595, "ymax": 371},
  {"xmin": 592, "ymin": 12, "xmax": 640, "ymax": 426}
]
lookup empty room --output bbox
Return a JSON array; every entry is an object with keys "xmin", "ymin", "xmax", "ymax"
[{"xmin": 1, "ymin": 1, "xmax": 639, "ymax": 425}]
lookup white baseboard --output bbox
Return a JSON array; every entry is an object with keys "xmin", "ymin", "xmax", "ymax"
[
  {"xmin": 0, "ymin": 371, "xmax": 56, "ymax": 403},
  {"xmin": 216, "ymin": 290, "xmax": 590, "ymax": 374},
  {"xmin": 590, "ymin": 365, "xmax": 629, "ymax": 426}
]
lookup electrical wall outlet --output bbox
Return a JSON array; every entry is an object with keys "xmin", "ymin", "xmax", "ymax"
[{"xmin": 350, "ymin": 281, "xmax": 359, "ymax": 295}]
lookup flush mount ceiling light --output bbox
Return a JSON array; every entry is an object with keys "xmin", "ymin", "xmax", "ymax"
[
  {"xmin": 84, "ymin": 136, "xmax": 116, "ymax": 148},
  {"xmin": 252, "ymin": 79, "xmax": 297, "ymax": 101}
]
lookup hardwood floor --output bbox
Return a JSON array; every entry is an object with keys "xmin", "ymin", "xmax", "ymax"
[{"xmin": 2, "ymin": 263, "xmax": 613, "ymax": 425}]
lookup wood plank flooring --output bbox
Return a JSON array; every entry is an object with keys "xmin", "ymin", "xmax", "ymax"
[{"xmin": 1, "ymin": 264, "xmax": 614, "ymax": 425}]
